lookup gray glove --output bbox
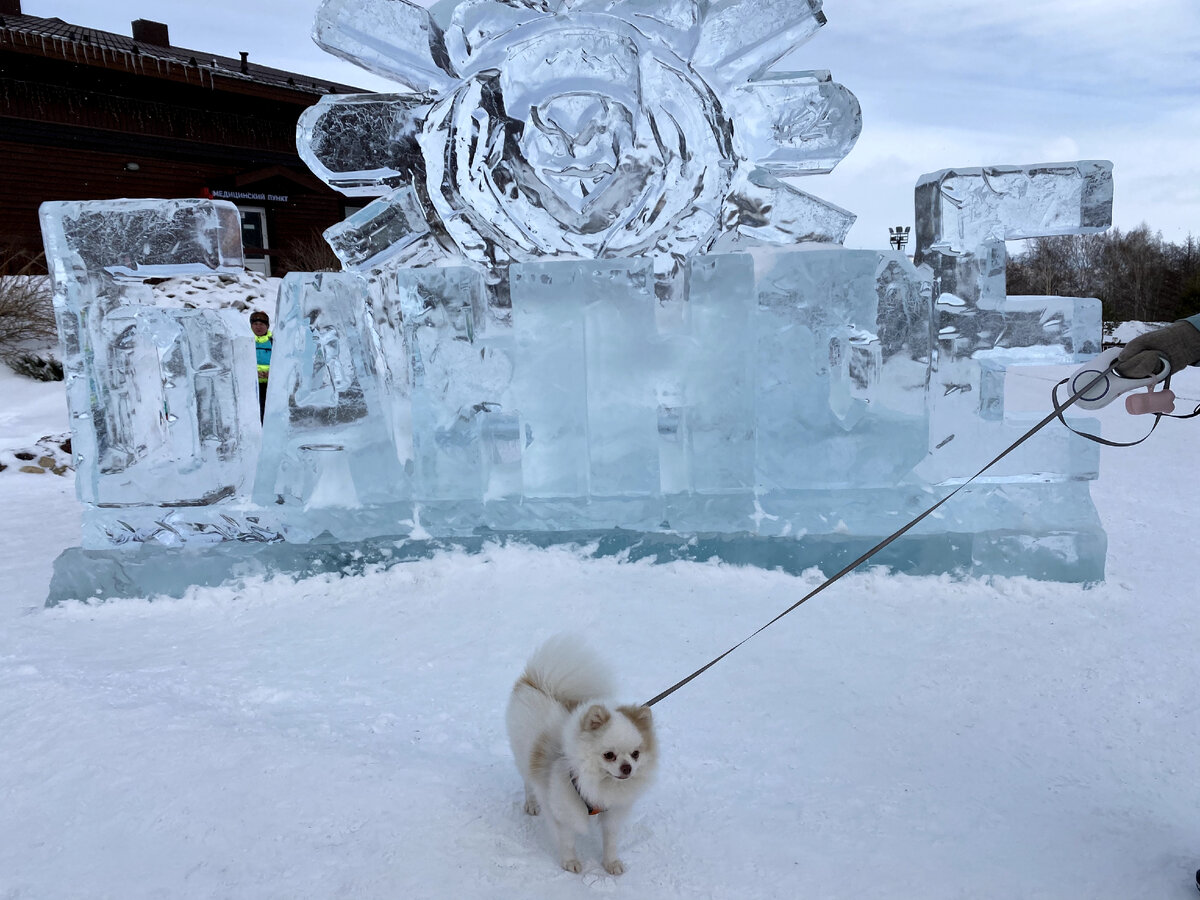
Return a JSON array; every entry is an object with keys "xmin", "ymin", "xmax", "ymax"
[{"xmin": 1115, "ymin": 320, "xmax": 1200, "ymax": 378}]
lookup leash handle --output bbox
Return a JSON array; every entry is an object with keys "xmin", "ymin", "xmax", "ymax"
[
  {"xmin": 1050, "ymin": 371, "xmax": 1191, "ymax": 447},
  {"xmin": 643, "ymin": 368, "xmax": 1111, "ymax": 708}
]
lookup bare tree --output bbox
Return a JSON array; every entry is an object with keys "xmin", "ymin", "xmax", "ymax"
[
  {"xmin": 0, "ymin": 241, "xmax": 56, "ymax": 360},
  {"xmin": 1008, "ymin": 226, "xmax": 1198, "ymax": 323}
]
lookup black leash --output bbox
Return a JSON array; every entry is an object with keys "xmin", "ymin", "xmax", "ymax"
[{"xmin": 643, "ymin": 367, "xmax": 1117, "ymax": 709}]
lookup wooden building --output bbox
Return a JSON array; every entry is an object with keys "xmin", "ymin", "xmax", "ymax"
[{"xmin": 0, "ymin": 0, "xmax": 363, "ymax": 275}]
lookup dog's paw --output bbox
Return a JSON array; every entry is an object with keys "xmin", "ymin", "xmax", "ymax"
[
  {"xmin": 604, "ymin": 858, "xmax": 625, "ymax": 876},
  {"xmin": 561, "ymin": 858, "xmax": 583, "ymax": 874},
  {"xmin": 523, "ymin": 798, "xmax": 540, "ymax": 816}
]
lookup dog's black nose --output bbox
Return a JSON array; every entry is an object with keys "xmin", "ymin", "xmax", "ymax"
[{"xmin": 620, "ymin": 763, "xmax": 632, "ymax": 776}]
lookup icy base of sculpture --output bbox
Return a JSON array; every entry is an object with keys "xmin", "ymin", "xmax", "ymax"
[{"xmin": 47, "ymin": 480, "xmax": 1106, "ymax": 605}]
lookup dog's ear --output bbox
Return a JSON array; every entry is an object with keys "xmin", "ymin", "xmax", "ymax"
[
  {"xmin": 620, "ymin": 704, "xmax": 653, "ymax": 731},
  {"xmin": 619, "ymin": 705, "xmax": 657, "ymax": 739},
  {"xmin": 581, "ymin": 704, "xmax": 611, "ymax": 732}
]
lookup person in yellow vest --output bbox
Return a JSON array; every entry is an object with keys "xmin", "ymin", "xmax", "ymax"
[{"xmin": 250, "ymin": 311, "xmax": 272, "ymax": 422}]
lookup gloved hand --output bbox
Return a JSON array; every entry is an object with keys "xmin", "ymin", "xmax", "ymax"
[{"xmin": 1115, "ymin": 320, "xmax": 1200, "ymax": 378}]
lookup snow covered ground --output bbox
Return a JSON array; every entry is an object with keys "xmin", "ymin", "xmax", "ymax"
[{"xmin": 2, "ymin": 347, "xmax": 1200, "ymax": 898}]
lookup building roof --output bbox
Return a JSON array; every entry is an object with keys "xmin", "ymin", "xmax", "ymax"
[{"xmin": 0, "ymin": 11, "xmax": 364, "ymax": 97}]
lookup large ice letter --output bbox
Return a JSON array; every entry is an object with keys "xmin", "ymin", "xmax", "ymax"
[{"xmin": 40, "ymin": 199, "xmax": 268, "ymax": 546}]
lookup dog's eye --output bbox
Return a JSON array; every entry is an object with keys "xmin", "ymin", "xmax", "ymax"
[
  {"xmin": 603, "ymin": 751, "xmax": 616, "ymax": 761},
  {"xmin": 631, "ymin": 750, "xmax": 640, "ymax": 760}
]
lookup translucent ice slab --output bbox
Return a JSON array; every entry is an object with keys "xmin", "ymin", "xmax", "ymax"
[
  {"xmin": 46, "ymin": 478, "xmax": 1106, "ymax": 606},
  {"xmin": 912, "ymin": 162, "xmax": 1113, "ymax": 486},
  {"xmin": 39, "ymin": 200, "xmax": 261, "ymax": 511},
  {"xmin": 915, "ymin": 161, "xmax": 1114, "ymax": 255},
  {"xmin": 246, "ymin": 249, "xmax": 930, "ymax": 541},
  {"xmin": 253, "ymin": 272, "xmax": 406, "ymax": 520}
]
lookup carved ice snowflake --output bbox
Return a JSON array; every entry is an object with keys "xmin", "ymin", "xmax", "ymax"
[{"xmin": 299, "ymin": 0, "xmax": 861, "ymax": 273}]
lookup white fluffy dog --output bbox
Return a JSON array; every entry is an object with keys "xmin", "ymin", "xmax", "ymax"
[{"xmin": 506, "ymin": 634, "xmax": 657, "ymax": 875}]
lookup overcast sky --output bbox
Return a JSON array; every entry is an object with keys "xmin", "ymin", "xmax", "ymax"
[{"xmin": 23, "ymin": 0, "xmax": 1200, "ymax": 250}]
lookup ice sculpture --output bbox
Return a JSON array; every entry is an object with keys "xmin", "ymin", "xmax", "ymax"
[
  {"xmin": 300, "ymin": 0, "xmax": 860, "ymax": 279},
  {"xmin": 914, "ymin": 162, "xmax": 1114, "ymax": 308},
  {"xmin": 913, "ymin": 162, "xmax": 1111, "ymax": 487},
  {"xmin": 40, "ymin": 200, "xmax": 266, "ymax": 526},
  {"xmin": 40, "ymin": 0, "xmax": 1115, "ymax": 604}
]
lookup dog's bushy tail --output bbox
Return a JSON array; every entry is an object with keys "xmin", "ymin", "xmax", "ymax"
[{"xmin": 521, "ymin": 633, "xmax": 615, "ymax": 704}]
